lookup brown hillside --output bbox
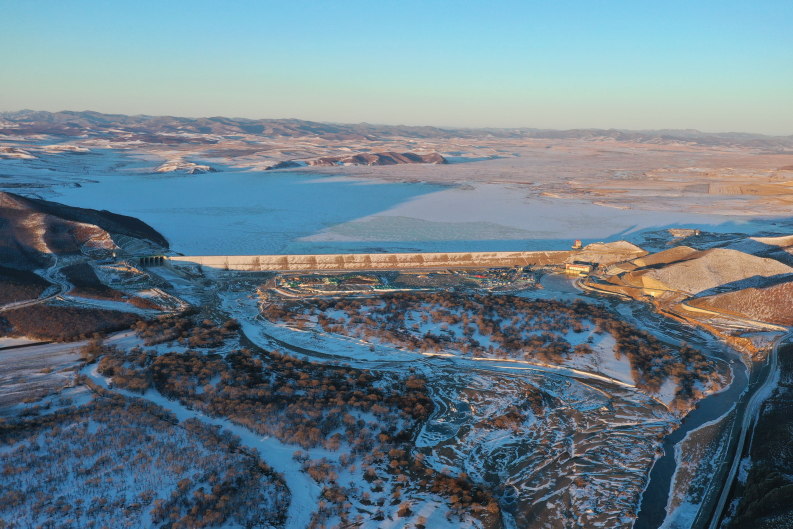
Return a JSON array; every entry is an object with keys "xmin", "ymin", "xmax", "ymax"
[
  {"xmin": 566, "ymin": 240, "xmax": 647, "ymax": 266},
  {"xmin": 308, "ymin": 151, "xmax": 447, "ymax": 167},
  {"xmin": 4, "ymin": 111, "xmax": 792, "ymax": 149},
  {"xmin": 632, "ymin": 246, "xmax": 700, "ymax": 268},
  {"xmin": 0, "ymin": 192, "xmax": 167, "ymax": 269},
  {"xmin": 643, "ymin": 248, "xmax": 793, "ymax": 295},
  {"xmin": 689, "ymin": 280, "xmax": 793, "ymax": 326}
]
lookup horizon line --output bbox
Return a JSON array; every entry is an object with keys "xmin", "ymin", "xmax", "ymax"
[{"xmin": 2, "ymin": 108, "xmax": 791, "ymax": 139}]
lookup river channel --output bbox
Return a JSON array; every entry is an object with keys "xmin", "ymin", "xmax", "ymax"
[
  {"xmin": 243, "ymin": 271, "xmax": 747, "ymax": 528},
  {"xmin": 539, "ymin": 273, "xmax": 749, "ymax": 529}
]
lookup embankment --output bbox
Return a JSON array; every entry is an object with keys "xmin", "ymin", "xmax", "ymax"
[{"xmin": 170, "ymin": 251, "xmax": 572, "ymax": 272}]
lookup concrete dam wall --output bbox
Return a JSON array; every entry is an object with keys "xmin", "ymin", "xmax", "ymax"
[{"xmin": 169, "ymin": 251, "xmax": 573, "ymax": 272}]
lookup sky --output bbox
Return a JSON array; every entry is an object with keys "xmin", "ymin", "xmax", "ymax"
[{"xmin": 1, "ymin": 0, "xmax": 791, "ymax": 134}]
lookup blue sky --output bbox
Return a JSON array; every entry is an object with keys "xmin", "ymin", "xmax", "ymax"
[{"xmin": 2, "ymin": 0, "xmax": 791, "ymax": 134}]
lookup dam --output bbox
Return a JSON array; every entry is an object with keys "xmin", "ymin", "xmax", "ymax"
[
  {"xmin": 168, "ymin": 250, "xmax": 573, "ymax": 272},
  {"xmin": 167, "ymin": 242, "xmax": 646, "ymax": 272}
]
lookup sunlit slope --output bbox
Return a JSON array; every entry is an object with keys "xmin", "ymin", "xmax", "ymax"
[
  {"xmin": 631, "ymin": 245, "xmax": 700, "ymax": 268},
  {"xmin": 688, "ymin": 280, "xmax": 793, "ymax": 326},
  {"xmin": 629, "ymin": 248, "xmax": 793, "ymax": 295}
]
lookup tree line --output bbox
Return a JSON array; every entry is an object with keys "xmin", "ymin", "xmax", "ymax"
[{"xmin": 0, "ymin": 303, "xmax": 140, "ymax": 341}]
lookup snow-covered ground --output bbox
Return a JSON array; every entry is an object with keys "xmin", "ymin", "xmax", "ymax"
[
  {"xmin": 217, "ymin": 286, "xmax": 684, "ymax": 526},
  {"xmin": 84, "ymin": 365, "xmax": 322, "ymax": 529},
  {"xmin": 661, "ymin": 406, "xmax": 737, "ymax": 529},
  {"xmin": 59, "ymin": 294, "xmax": 162, "ymax": 315},
  {"xmin": 564, "ymin": 333, "xmax": 630, "ymax": 383},
  {"xmin": 223, "ymin": 290, "xmax": 642, "ymax": 390},
  {"xmin": 0, "ymin": 380, "xmax": 288, "ymax": 529},
  {"xmin": 0, "ymin": 337, "xmax": 40, "ymax": 348},
  {"xmin": 81, "ymin": 330, "xmax": 489, "ymax": 528},
  {"xmin": 30, "ymin": 154, "xmax": 780, "ymax": 256}
]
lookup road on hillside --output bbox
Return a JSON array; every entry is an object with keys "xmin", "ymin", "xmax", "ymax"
[
  {"xmin": 0, "ymin": 262, "xmax": 71, "ymax": 313},
  {"xmin": 705, "ymin": 330, "xmax": 792, "ymax": 529}
]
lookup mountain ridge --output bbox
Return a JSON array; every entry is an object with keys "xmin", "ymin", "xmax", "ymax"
[{"xmin": 2, "ymin": 110, "xmax": 791, "ymax": 150}]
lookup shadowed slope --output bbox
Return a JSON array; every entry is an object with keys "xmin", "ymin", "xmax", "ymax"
[{"xmin": 0, "ymin": 191, "xmax": 168, "ymax": 269}]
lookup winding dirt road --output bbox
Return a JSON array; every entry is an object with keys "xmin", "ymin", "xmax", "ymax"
[{"xmin": 0, "ymin": 263, "xmax": 70, "ymax": 313}]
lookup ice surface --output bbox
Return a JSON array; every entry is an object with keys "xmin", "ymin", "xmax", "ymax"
[
  {"xmin": 52, "ymin": 170, "xmax": 446, "ymax": 255},
  {"xmin": 47, "ymin": 164, "xmax": 778, "ymax": 256}
]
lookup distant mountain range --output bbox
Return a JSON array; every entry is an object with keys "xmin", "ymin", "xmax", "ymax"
[{"xmin": 1, "ymin": 110, "xmax": 791, "ymax": 151}]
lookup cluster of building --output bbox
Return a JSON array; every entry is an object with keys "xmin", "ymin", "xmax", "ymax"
[
  {"xmin": 565, "ymin": 262, "xmax": 595, "ymax": 275},
  {"xmin": 276, "ymin": 274, "xmax": 386, "ymax": 293},
  {"xmin": 457, "ymin": 266, "xmax": 537, "ymax": 288}
]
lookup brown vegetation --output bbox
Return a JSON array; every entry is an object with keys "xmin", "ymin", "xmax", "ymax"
[
  {"xmin": 264, "ymin": 292, "xmax": 719, "ymax": 408},
  {"xmin": 0, "ymin": 266, "xmax": 50, "ymax": 305},
  {"xmin": 104, "ymin": 346, "xmax": 431, "ymax": 449},
  {"xmin": 132, "ymin": 313, "xmax": 240, "ymax": 347},
  {"xmin": 97, "ymin": 330, "xmax": 499, "ymax": 525},
  {"xmin": 0, "ymin": 388, "xmax": 289, "ymax": 529},
  {"xmin": 0, "ymin": 303, "xmax": 139, "ymax": 341},
  {"xmin": 688, "ymin": 281, "xmax": 793, "ymax": 326}
]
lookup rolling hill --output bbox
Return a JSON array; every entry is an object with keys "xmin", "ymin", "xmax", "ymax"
[{"xmin": 0, "ymin": 191, "xmax": 168, "ymax": 270}]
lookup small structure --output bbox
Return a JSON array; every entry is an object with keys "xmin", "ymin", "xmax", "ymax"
[
  {"xmin": 572, "ymin": 239, "xmax": 583, "ymax": 250},
  {"xmin": 668, "ymin": 228, "xmax": 701, "ymax": 238},
  {"xmin": 139, "ymin": 255, "xmax": 167, "ymax": 266},
  {"xmin": 565, "ymin": 262, "xmax": 594, "ymax": 275}
]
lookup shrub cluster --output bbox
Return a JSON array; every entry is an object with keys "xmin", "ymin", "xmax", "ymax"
[
  {"xmin": 0, "ymin": 390, "xmax": 289, "ymax": 529},
  {"xmin": 99, "ymin": 342, "xmax": 499, "ymax": 526},
  {"xmin": 264, "ymin": 292, "xmax": 720, "ymax": 408},
  {"xmin": 0, "ymin": 266, "xmax": 50, "ymax": 305},
  {"xmin": 0, "ymin": 303, "xmax": 140, "ymax": 341},
  {"xmin": 105, "ymin": 347, "xmax": 430, "ymax": 449},
  {"xmin": 133, "ymin": 314, "xmax": 239, "ymax": 348}
]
